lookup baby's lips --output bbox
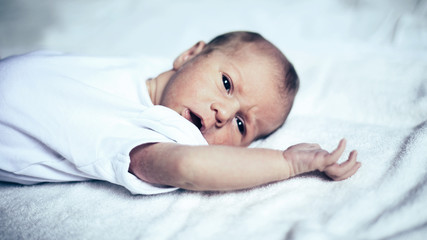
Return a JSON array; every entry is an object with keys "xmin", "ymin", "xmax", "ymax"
[
  {"xmin": 182, "ymin": 108, "xmax": 192, "ymax": 122},
  {"xmin": 182, "ymin": 108, "xmax": 204, "ymax": 131}
]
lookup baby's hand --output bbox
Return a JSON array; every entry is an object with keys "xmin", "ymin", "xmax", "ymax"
[{"xmin": 282, "ymin": 139, "xmax": 361, "ymax": 181}]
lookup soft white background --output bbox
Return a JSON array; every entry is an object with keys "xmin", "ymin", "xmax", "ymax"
[
  {"xmin": 0, "ymin": 0, "xmax": 426, "ymax": 239},
  {"xmin": 1, "ymin": 0, "xmax": 426, "ymax": 57}
]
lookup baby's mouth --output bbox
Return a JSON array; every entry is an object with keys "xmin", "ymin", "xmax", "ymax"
[
  {"xmin": 183, "ymin": 109, "xmax": 203, "ymax": 131},
  {"xmin": 189, "ymin": 111, "xmax": 203, "ymax": 130}
]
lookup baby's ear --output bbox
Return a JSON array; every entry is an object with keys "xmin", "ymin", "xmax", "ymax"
[{"xmin": 173, "ymin": 41, "xmax": 206, "ymax": 70}]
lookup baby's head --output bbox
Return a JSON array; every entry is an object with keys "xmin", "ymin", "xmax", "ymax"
[{"xmin": 151, "ymin": 31, "xmax": 299, "ymax": 146}]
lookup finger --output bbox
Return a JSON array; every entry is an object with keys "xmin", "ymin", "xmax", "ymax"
[
  {"xmin": 324, "ymin": 150, "xmax": 358, "ymax": 179},
  {"xmin": 326, "ymin": 139, "xmax": 346, "ymax": 164},
  {"xmin": 334, "ymin": 161, "xmax": 361, "ymax": 181},
  {"xmin": 338, "ymin": 150, "xmax": 358, "ymax": 168}
]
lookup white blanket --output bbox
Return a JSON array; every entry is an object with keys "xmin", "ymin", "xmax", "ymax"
[{"xmin": 1, "ymin": 0, "xmax": 426, "ymax": 239}]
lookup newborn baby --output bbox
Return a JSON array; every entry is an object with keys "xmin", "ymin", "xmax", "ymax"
[{"xmin": 0, "ymin": 31, "xmax": 360, "ymax": 194}]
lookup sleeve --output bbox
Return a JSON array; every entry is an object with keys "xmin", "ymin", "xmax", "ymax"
[{"xmin": 78, "ymin": 106, "xmax": 208, "ymax": 195}]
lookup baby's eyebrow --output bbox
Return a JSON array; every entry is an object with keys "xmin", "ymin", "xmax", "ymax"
[
  {"xmin": 242, "ymin": 106, "xmax": 259, "ymax": 143},
  {"xmin": 228, "ymin": 62, "xmax": 243, "ymax": 85}
]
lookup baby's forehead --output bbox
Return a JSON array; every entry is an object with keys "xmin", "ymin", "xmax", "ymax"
[
  {"xmin": 229, "ymin": 43, "xmax": 284, "ymax": 72},
  {"xmin": 232, "ymin": 48, "xmax": 284, "ymax": 84}
]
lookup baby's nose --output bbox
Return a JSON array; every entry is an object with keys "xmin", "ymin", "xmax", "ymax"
[{"xmin": 211, "ymin": 100, "xmax": 239, "ymax": 127}]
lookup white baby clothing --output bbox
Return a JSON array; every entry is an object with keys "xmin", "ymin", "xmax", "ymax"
[{"xmin": 0, "ymin": 51, "xmax": 207, "ymax": 194}]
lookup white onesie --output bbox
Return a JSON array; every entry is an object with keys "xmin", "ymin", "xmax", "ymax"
[{"xmin": 0, "ymin": 51, "xmax": 208, "ymax": 195}]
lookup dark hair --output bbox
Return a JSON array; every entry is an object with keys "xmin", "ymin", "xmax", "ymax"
[
  {"xmin": 204, "ymin": 31, "xmax": 300, "ymax": 138},
  {"xmin": 204, "ymin": 31, "xmax": 264, "ymax": 52}
]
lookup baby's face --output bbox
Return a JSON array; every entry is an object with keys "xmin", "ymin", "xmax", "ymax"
[{"xmin": 160, "ymin": 47, "xmax": 286, "ymax": 146}]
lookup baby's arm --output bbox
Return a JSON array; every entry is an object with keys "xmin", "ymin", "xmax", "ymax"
[{"xmin": 129, "ymin": 139, "xmax": 360, "ymax": 191}]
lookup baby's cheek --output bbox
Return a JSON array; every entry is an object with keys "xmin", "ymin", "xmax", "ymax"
[{"xmin": 203, "ymin": 131, "xmax": 237, "ymax": 146}]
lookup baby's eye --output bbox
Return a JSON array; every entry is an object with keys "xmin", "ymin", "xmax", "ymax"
[
  {"xmin": 222, "ymin": 74, "xmax": 231, "ymax": 93},
  {"xmin": 235, "ymin": 117, "xmax": 245, "ymax": 134}
]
